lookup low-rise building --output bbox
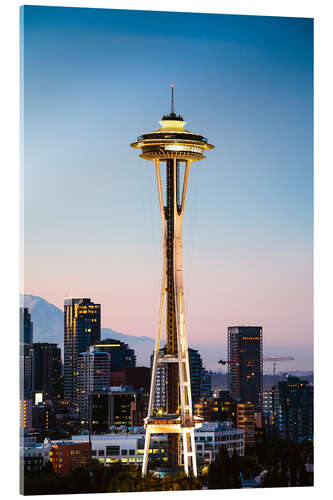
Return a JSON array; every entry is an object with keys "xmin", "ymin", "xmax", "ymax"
[
  {"xmin": 71, "ymin": 421, "xmax": 244, "ymax": 469},
  {"xmin": 190, "ymin": 421, "xmax": 244, "ymax": 467},
  {"xmin": 49, "ymin": 441, "xmax": 91, "ymax": 475},
  {"xmin": 22, "ymin": 438, "xmax": 52, "ymax": 474},
  {"xmin": 71, "ymin": 431, "xmax": 166, "ymax": 466}
]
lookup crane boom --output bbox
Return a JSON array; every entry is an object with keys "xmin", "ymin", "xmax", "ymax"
[
  {"xmin": 263, "ymin": 357, "xmax": 294, "ymax": 362},
  {"xmin": 218, "ymin": 356, "xmax": 295, "ymax": 376}
]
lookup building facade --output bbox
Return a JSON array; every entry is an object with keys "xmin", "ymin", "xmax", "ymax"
[
  {"xmin": 20, "ymin": 307, "xmax": 33, "ymax": 344},
  {"xmin": 32, "ymin": 403, "xmax": 57, "ymax": 432},
  {"xmin": 236, "ymin": 401, "xmax": 256, "ymax": 448},
  {"xmin": 71, "ymin": 432, "xmax": 159, "ymax": 466},
  {"xmin": 64, "ymin": 298, "xmax": 101, "ymax": 404},
  {"xmin": 263, "ymin": 386, "xmax": 281, "ymax": 440},
  {"xmin": 191, "ymin": 421, "xmax": 244, "ymax": 467},
  {"xmin": 278, "ymin": 376, "xmax": 313, "ymax": 441},
  {"xmin": 110, "ymin": 367, "xmax": 150, "ymax": 391},
  {"xmin": 94, "ymin": 338, "xmax": 136, "ymax": 370},
  {"xmin": 29, "ymin": 343, "xmax": 63, "ymax": 402},
  {"xmin": 188, "ymin": 349, "xmax": 203, "ymax": 406},
  {"xmin": 152, "ymin": 347, "xmax": 208, "ymax": 411},
  {"xmin": 88, "ymin": 387, "xmax": 143, "ymax": 432},
  {"xmin": 71, "ymin": 421, "xmax": 243, "ymax": 469},
  {"xmin": 228, "ymin": 326, "xmax": 263, "ymax": 412},
  {"xmin": 77, "ymin": 346, "xmax": 110, "ymax": 423},
  {"xmin": 20, "ymin": 398, "xmax": 33, "ymax": 431},
  {"xmin": 194, "ymin": 399, "xmax": 237, "ymax": 424},
  {"xmin": 22, "ymin": 343, "xmax": 33, "ymax": 397},
  {"xmin": 201, "ymin": 369, "xmax": 212, "ymax": 400},
  {"xmin": 49, "ymin": 441, "xmax": 91, "ymax": 475},
  {"xmin": 23, "ymin": 439, "xmax": 51, "ymax": 474}
]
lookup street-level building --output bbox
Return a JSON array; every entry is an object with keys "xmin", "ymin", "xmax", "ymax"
[
  {"xmin": 71, "ymin": 432, "xmax": 162, "ymax": 466},
  {"xmin": 49, "ymin": 441, "xmax": 91, "ymax": 475},
  {"xmin": 190, "ymin": 421, "xmax": 244, "ymax": 467},
  {"xmin": 71, "ymin": 421, "xmax": 244, "ymax": 468},
  {"xmin": 22, "ymin": 438, "xmax": 52, "ymax": 474}
]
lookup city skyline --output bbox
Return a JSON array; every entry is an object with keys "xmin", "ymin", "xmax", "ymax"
[{"xmin": 23, "ymin": 6, "xmax": 313, "ymax": 370}]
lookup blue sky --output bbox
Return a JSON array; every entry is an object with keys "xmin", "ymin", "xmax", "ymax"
[{"xmin": 22, "ymin": 6, "xmax": 313, "ymax": 370}]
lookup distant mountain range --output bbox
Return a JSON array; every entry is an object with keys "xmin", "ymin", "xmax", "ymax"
[
  {"xmin": 23, "ymin": 295, "xmax": 223, "ymax": 368},
  {"xmin": 23, "ymin": 295, "xmax": 313, "ymax": 373},
  {"xmin": 23, "ymin": 295, "xmax": 155, "ymax": 366}
]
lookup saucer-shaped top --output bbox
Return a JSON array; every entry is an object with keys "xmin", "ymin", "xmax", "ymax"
[{"xmin": 131, "ymin": 116, "xmax": 214, "ymax": 162}]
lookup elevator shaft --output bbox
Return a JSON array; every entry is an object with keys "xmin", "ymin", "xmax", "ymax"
[{"xmin": 165, "ymin": 159, "xmax": 180, "ymax": 467}]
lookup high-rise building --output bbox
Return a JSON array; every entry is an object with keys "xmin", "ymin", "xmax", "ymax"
[
  {"xmin": 29, "ymin": 343, "xmax": 63, "ymax": 402},
  {"xmin": 228, "ymin": 326, "xmax": 263, "ymax": 412},
  {"xmin": 94, "ymin": 338, "xmax": 136, "ymax": 370},
  {"xmin": 64, "ymin": 298, "xmax": 101, "ymax": 404},
  {"xmin": 77, "ymin": 346, "xmax": 110, "ymax": 424},
  {"xmin": 150, "ymin": 348, "xmax": 167, "ymax": 412},
  {"xmin": 278, "ymin": 376, "xmax": 313, "ymax": 441},
  {"xmin": 151, "ymin": 347, "xmax": 205, "ymax": 411},
  {"xmin": 201, "ymin": 369, "xmax": 212, "ymax": 400},
  {"xmin": 263, "ymin": 386, "xmax": 280, "ymax": 440},
  {"xmin": 20, "ymin": 307, "xmax": 33, "ymax": 344},
  {"xmin": 22, "ymin": 343, "xmax": 33, "ymax": 397},
  {"xmin": 188, "ymin": 349, "xmax": 203, "ymax": 406}
]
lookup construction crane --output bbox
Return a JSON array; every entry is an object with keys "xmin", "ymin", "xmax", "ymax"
[
  {"xmin": 263, "ymin": 357, "xmax": 294, "ymax": 376},
  {"xmin": 218, "ymin": 359, "xmax": 238, "ymax": 366},
  {"xmin": 218, "ymin": 356, "xmax": 295, "ymax": 376}
]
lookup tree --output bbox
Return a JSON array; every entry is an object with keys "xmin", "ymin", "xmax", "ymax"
[{"xmin": 207, "ymin": 446, "xmax": 233, "ymax": 489}]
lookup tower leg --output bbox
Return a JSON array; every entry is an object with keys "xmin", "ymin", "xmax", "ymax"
[
  {"xmin": 190, "ymin": 429, "xmax": 197, "ymax": 477},
  {"xmin": 183, "ymin": 429, "xmax": 189, "ymax": 476},
  {"xmin": 142, "ymin": 428, "xmax": 151, "ymax": 477}
]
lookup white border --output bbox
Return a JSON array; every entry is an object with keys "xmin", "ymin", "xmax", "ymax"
[{"xmin": 1, "ymin": 1, "xmax": 332, "ymax": 499}]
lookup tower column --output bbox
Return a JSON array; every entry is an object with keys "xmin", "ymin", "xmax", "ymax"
[{"xmin": 131, "ymin": 87, "xmax": 214, "ymax": 477}]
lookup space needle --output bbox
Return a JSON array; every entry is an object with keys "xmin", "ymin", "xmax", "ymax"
[{"xmin": 131, "ymin": 85, "xmax": 214, "ymax": 476}]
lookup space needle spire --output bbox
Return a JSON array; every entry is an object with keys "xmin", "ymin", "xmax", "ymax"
[
  {"xmin": 171, "ymin": 83, "xmax": 175, "ymax": 115},
  {"xmin": 131, "ymin": 88, "xmax": 214, "ymax": 477}
]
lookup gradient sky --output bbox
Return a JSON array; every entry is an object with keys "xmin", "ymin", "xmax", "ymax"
[{"xmin": 22, "ymin": 6, "xmax": 313, "ymax": 370}]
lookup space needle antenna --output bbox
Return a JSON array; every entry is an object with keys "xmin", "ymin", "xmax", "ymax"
[{"xmin": 171, "ymin": 83, "xmax": 175, "ymax": 115}]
